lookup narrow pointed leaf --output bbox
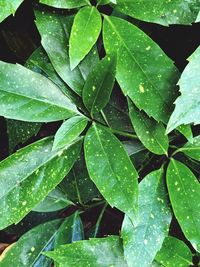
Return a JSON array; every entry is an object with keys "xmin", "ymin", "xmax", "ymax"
[
  {"xmin": 167, "ymin": 46, "xmax": 200, "ymax": 133},
  {"xmin": 122, "ymin": 168, "xmax": 172, "ymax": 267},
  {"xmin": 116, "ymin": 0, "xmax": 200, "ymax": 26},
  {"xmin": 167, "ymin": 159, "xmax": 200, "ymax": 251},
  {"xmin": 84, "ymin": 123, "xmax": 138, "ymax": 220},
  {"xmin": 176, "ymin": 135, "xmax": 200, "ymax": 161},
  {"xmin": 103, "ymin": 16, "xmax": 179, "ymax": 122},
  {"xmin": 155, "ymin": 236, "xmax": 193, "ymax": 267},
  {"xmin": 0, "ymin": 61, "xmax": 78, "ymax": 122},
  {"xmin": 45, "ymin": 236, "xmax": 128, "ymax": 267},
  {"xmin": 83, "ymin": 54, "xmax": 116, "ymax": 114},
  {"xmin": 0, "ymin": 137, "xmax": 82, "ymax": 230},
  {"xmin": 0, "ymin": 0, "xmax": 23, "ymax": 23},
  {"xmin": 69, "ymin": 6, "xmax": 102, "ymax": 70},
  {"xmin": 177, "ymin": 125, "xmax": 193, "ymax": 143},
  {"xmin": 128, "ymin": 100, "xmax": 169, "ymax": 155},
  {"xmin": 52, "ymin": 116, "xmax": 88, "ymax": 150},
  {"xmin": 39, "ymin": 0, "xmax": 89, "ymax": 9}
]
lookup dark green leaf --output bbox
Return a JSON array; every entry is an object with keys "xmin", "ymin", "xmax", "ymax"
[
  {"xmin": 167, "ymin": 159, "xmax": 200, "ymax": 251},
  {"xmin": 83, "ymin": 54, "xmax": 116, "ymax": 115},
  {"xmin": 103, "ymin": 16, "xmax": 179, "ymax": 122},
  {"xmin": 39, "ymin": 0, "xmax": 89, "ymax": 9},
  {"xmin": 0, "ymin": 137, "xmax": 82, "ymax": 229},
  {"xmin": 84, "ymin": 123, "xmax": 138, "ymax": 220},
  {"xmin": 176, "ymin": 125, "xmax": 193, "ymax": 143},
  {"xmin": 176, "ymin": 135, "xmax": 200, "ymax": 161},
  {"xmin": 0, "ymin": 61, "xmax": 78, "ymax": 122},
  {"xmin": 128, "ymin": 99, "xmax": 169, "ymax": 155},
  {"xmin": 0, "ymin": 0, "xmax": 23, "ymax": 23},
  {"xmin": 69, "ymin": 6, "xmax": 102, "ymax": 70},
  {"xmin": 122, "ymin": 168, "xmax": 172, "ymax": 267}
]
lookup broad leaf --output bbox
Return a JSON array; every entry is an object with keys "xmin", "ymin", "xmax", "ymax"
[
  {"xmin": 167, "ymin": 159, "xmax": 200, "ymax": 251},
  {"xmin": 167, "ymin": 46, "xmax": 200, "ymax": 133},
  {"xmin": 0, "ymin": 137, "xmax": 82, "ymax": 229},
  {"xmin": 128, "ymin": 100, "xmax": 169, "ymax": 155},
  {"xmin": 0, "ymin": 61, "xmax": 78, "ymax": 122},
  {"xmin": 103, "ymin": 16, "xmax": 179, "ymax": 122},
  {"xmin": 83, "ymin": 54, "xmax": 116, "ymax": 115},
  {"xmin": 52, "ymin": 116, "xmax": 88, "ymax": 150},
  {"xmin": 122, "ymin": 168, "xmax": 171, "ymax": 267},
  {"xmin": 69, "ymin": 6, "xmax": 102, "ymax": 70},
  {"xmin": 45, "ymin": 236, "xmax": 127, "ymax": 267},
  {"xmin": 39, "ymin": 0, "xmax": 89, "ymax": 9},
  {"xmin": 84, "ymin": 123, "xmax": 138, "ymax": 220},
  {"xmin": 0, "ymin": 0, "xmax": 23, "ymax": 23},
  {"xmin": 155, "ymin": 236, "xmax": 193, "ymax": 267},
  {"xmin": 116, "ymin": 0, "xmax": 200, "ymax": 26},
  {"xmin": 176, "ymin": 135, "xmax": 200, "ymax": 161}
]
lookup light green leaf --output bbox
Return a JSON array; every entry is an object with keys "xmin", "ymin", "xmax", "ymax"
[
  {"xmin": 45, "ymin": 236, "xmax": 127, "ymax": 267},
  {"xmin": 0, "ymin": 61, "xmax": 78, "ymax": 122},
  {"xmin": 155, "ymin": 236, "xmax": 193, "ymax": 267},
  {"xmin": 176, "ymin": 135, "xmax": 200, "ymax": 161},
  {"xmin": 176, "ymin": 125, "xmax": 193, "ymax": 143},
  {"xmin": 39, "ymin": 0, "xmax": 89, "ymax": 9},
  {"xmin": 0, "ymin": 137, "xmax": 82, "ymax": 230},
  {"xmin": 122, "ymin": 168, "xmax": 172, "ymax": 267},
  {"xmin": 98, "ymin": 0, "xmax": 117, "ymax": 5},
  {"xmin": 116, "ymin": 0, "xmax": 200, "ymax": 26},
  {"xmin": 0, "ymin": 219, "xmax": 62, "ymax": 267},
  {"xmin": 69, "ymin": 6, "xmax": 102, "ymax": 70},
  {"xmin": 167, "ymin": 46, "xmax": 200, "ymax": 133},
  {"xmin": 52, "ymin": 116, "xmax": 88, "ymax": 150},
  {"xmin": 83, "ymin": 54, "xmax": 116, "ymax": 115},
  {"xmin": 128, "ymin": 99, "xmax": 169, "ymax": 155},
  {"xmin": 167, "ymin": 159, "xmax": 200, "ymax": 252},
  {"xmin": 0, "ymin": 0, "xmax": 24, "ymax": 23},
  {"xmin": 103, "ymin": 16, "xmax": 179, "ymax": 123},
  {"xmin": 84, "ymin": 123, "xmax": 138, "ymax": 220}
]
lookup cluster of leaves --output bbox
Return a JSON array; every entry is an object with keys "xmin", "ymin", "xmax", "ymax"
[{"xmin": 0, "ymin": 0, "xmax": 200, "ymax": 266}]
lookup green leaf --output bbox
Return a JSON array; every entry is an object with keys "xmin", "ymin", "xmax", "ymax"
[
  {"xmin": 98, "ymin": 0, "xmax": 117, "ymax": 5},
  {"xmin": 176, "ymin": 125, "xmax": 193, "ymax": 143},
  {"xmin": 116, "ymin": 0, "xmax": 200, "ymax": 26},
  {"xmin": 39, "ymin": 0, "xmax": 89, "ymax": 9},
  {"xmin": 69, "ymin": 6, "xmax": 102, "ymax": 70},
  {"xmin": 52, "ymin": 116, "xmax": 88, "ymax": 150},
  {"xmin": 84, "ymin": 123, "xmax": 138, "ymax": 220},
  {"xmin": 0, "ymin": 137, "xmax": 82, "ymax": 230},
  {"xmin": 176, "ymin": 135, "xmax": 200, "ymax": 161},
  {"xmin": 128, "ymin": 99, "xmax": 169, "ymax": 155},
  {"xmin": 103, "ymin": 16, "xmax": 179, "ymax": 122},
  {"xmin": 167, "ymin": 46, "xmax": 200, "ymax": 133},
  {"xmin": 167, "ymin": 159, "xmax": 200, "ymax": 251},
  {"xmin": 83, "ymin": 54, "xmax": 116, "ymax": 115},
  {"xmin": 0, "ymin": 219, "xmax": 62, "ymax": 267},
  {"xmin": 0, "ymin": 61, "xmax": 78, "ymax": 122},
  {"xmin": 6, "ymin": 119, "xmax": 42, "ymax": 153},
  {"xmin": 45, "ymin": 236, "xmax": 128, "ymax": 267},
  {"xmin": 0, "ymin": 0, "xmax": 23, "ymax": 23},
  {"xmin": 122, "ymin": 168, "xmax": 172, "ymax": 267},
  {"xmin": 155, "ymin": 236, "xmax": 193, "ymax": 267},
  {"xmin": 33, "ymin": 187, "xmax": 73, "ymax": 212}
]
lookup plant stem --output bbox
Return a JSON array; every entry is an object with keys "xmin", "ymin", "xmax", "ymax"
[{"xmin": 110, "ymin": 128, "xmax": 138, "ymax": 139}]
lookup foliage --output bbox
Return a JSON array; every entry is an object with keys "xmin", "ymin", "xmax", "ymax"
[{"xmin": 0, "ymin": 0, "xmax": 200, "ymax": 266}]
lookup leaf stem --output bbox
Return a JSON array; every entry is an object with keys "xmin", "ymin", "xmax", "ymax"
[
  {"xmin": 93, "ymin": 202, "xmax": 108, "ymax": 237},
  {"xmin": 110, "ymin": 128, "xmax": 138, "ymax": 139}
]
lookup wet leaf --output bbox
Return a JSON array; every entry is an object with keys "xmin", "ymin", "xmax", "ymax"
[
  {"xmin": 82, "ymin": 54, "xmax": 116, "ymax": 115},
  {"xmin": 167, "ymin": 46, "xmax": 200, "ymax": 133},
  {"xmin": 0, "ymin": 137, "xmax": 82, "ymax": 229},
  {"xmin": 176, "ymin": 135, "xmax": 200, "ymax": 161},
  {"xmin": 52, "ymin": 116, "xmax": 88, "ymax": 150},
  {"xmin": 116, "ymin": 0, "xmax": 200, "ymax": 26},
  {"xmin": 44, "ymin": 236, "xmax": 128, "ymax": 267},
  {"xmin": 155, "ymin": 236, "xmax": 193, "ymax": 267},
  {"xmin": 39, "ymin": 0, "xmax": 89, "ymax": 9},
  {"xmin": 0, "ymin": 0, "xmax": 24, "ymax": 23},
  {"xmin": 84, "ymin": 123, "xmax": 138, "ymax": 220},
  {"xmin": 167, "ymin": 159, "xmax": 200, "ymax": 252},
  {"xmin": 103, "ymin": 16, "xmax": 179, "ymax": 123},
  {"xmin": 128, "ymin": 99, "xmax": 169, "ymax": 155},
  {"xmin": 0, "ymin": 61, "xmax": 78, "ymax": 122},
  {"xmin": 122, "ymin": 168, "xmax": 172, "ymax": 267},
  {"xmin": 69, "ymin": 6, "xmax": 102, "ymax": 70}
]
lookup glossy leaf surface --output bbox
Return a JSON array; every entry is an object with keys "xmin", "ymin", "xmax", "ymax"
[
  {"xmin": 84, "ymin": 123, "xmax": 138, "ymax": 220},
  {"xmin": 39, "ymin": 0, "xmax": 89, "ymax": 9},
  {"xmin": 167, "ymin": 159, "xmax": 200, "ymax": 251},
  {"xmin": 103, "ymin": 16, "xmax": 179, "ymax": 123},
  {"xmin": 69, "ymin": 6, "xmax": 102, "ymax": 70},
  {"xmin": 0, "ymin": 0, "xmax": 23, "ymax": 23},
  {"xmin": 177, "ymin": 135, "xmax": 200, "ymax": 161},
  {"xmin": 122, "ymin": 168, "xmax": 172, "ymax": 267}
]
